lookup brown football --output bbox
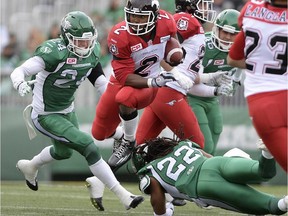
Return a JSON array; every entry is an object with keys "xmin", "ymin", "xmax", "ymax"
[{"xmin": 164, "ymin": 37, "xmax": 183, "ymax": 65}]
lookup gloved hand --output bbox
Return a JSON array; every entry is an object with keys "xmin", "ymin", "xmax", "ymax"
[
  {"xmin": 214, "ymin": 83, "xmax": 233, "ymax": 96},
  {"xmin": 148, "ymin": 72, "xmax": 176, "ymax": 87},
  {"xmin": 200, "ymin": 71, "xmax": 232, "ymax": 86},
  {"xmin": 170, "ymin": 68, "xmax": 194, "ymax": 90},
  {"xmin": 228, "ymin": 80, "xmax": 241, "ymax": 96},
  {"xmin": 16, "ymin": 80, "xmax": 37, "ymax": 97}
]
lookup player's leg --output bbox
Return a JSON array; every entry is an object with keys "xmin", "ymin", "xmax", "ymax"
[
  {"xmin": 91, "ymin": 82, "xmax": 122, "ymax": 140},
  {"xmin": 109, "ymin": 87, "xmax": 158, "ymax": 171},
  {"xmin": 151, "ymin": 88, "xmax": 204, "ymax": 147},
  {"xmin": 247, "ymin": 90, "xmax": 287, "ymax": 172},
  {"xmin": 197, "ymin": 157, "xmax": 286, "ymax": 215},
  {"xmin": 187, "ymin": 96, "xmax": 214, "ymax": 153},
  {"xmin": 136, "ymin": 105, "xmax": 166, "ymax": 145},
  {"xmin": 16, "ymin": 113, "xmax": 75, "ymax": 191},
  {"xmin": 206, "ymin": 100, "xmax": 223, "ymax": 155}
]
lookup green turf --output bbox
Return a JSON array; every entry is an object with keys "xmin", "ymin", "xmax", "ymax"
[{"xmin": 1, "ymin": 181, "xmax": 287, "ymax": 216}]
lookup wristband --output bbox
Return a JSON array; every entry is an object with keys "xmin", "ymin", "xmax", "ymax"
[{"xmin": 147, "ymin": 78, "xmax": 153, "ymax": 88}]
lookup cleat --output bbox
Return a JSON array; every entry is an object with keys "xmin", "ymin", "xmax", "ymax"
[
  {"xmin": 108, "ymin": 139, "xmax": 135, "ymax": 172},
  {"xmin": 284, "ymin": 195, "xmax": 288, "ymax": 211},
  {"xmin": 172, "ymin": 198, "xmax": 187, "ymax": 206},
  {"xmin": 16, "ymin": 160, "xmax": 38, "ymax": 191},
  {"xmin": 112, "ymin": 137, "xmax": 123, "ymax": 153},
  {"xmin": 90, "ymin": 198, "xmax": 104, "ymax": 211},
  {"xmin": 125, "ymin": 195, "xmax": 144, "ymax": 210},
  {"xmin": 85, "ymin": 177, "xmax": 105, "ymax": 211}
]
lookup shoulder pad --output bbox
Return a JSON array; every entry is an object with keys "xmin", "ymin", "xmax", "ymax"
[
  {"xmin": 34, "ymin": 39, "xmax": 68, "ymax": 70},
  {"xmin": 139, "ymin": 175, "xmax": 151, "ymax": 195}
]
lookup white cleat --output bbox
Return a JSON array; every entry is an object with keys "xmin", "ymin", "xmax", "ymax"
[
  {"xmin": 85, "ymin": 176, "xmax": 105, "ymax": 211},
  {"xmin": 284, "ymin": 195, "xmax": 288, "ymax": 212},
  {"xmin": 16, "ymin": 160, "xmax": 38, "ymax": 191},
  {"xmin": 122, "ymin": 195, "xmax": 144, "ymax": 210}
]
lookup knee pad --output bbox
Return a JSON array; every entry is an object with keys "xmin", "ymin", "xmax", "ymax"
[{"xmin": 82, "ymin": 143, "xmax": 101, "ymax": 165}]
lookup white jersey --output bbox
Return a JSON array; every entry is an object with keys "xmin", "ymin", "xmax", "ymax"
[
  {"xmin": 165, "ymin": 12, "xmax": 205, "ymax": 95},
  {"xmin": 233, "ymin": 0, "xmax": 288, "ymax": 97}
]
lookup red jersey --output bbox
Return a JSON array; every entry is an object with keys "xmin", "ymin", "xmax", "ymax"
[
  {"xmin": 107, "ymin": 10, "xmax": 177, "ymax": 85},
  {"xmin": 229, "ymin": 0, "xmax": 288, "ymax": 97}
]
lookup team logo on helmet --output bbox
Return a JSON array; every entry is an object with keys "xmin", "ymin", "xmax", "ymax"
[{"xmin": 62, "ymin": 19, "xmax": 72, "ymax": 31}]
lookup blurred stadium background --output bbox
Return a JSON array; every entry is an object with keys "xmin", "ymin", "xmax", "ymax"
[{"xmin": 1, "ymin": 0, "xmax": 286, "ymax": 185}]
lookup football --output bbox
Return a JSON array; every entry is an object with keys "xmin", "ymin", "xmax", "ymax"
[{"xmin": 164, "ymin": 37, "xmax": 183, "ymax": 65}]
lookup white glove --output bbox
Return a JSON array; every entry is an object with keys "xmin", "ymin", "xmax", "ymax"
[
  {"xmin": 214, "ymin": 83, "xmax": 233, "ymax": 96},
  {"xmin": 199, "ymin": 71, "xmax": 232, "ymax": 86},
  {"xmin": 147, "ymin": 72, "xmax": 176, "ymax": 87},
  {"xmin": 153, "ymin": 202, "xmax": 174, "ymax": 216},
  {"xmin": 170, "ymin": 68, "xmax": 194, "ymax": 90},
  {"xmin": 16, "ymin": 80, "xmax": 37, "ymax": 97}
]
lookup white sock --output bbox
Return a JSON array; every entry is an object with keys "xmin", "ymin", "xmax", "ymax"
[
  {"xmin": 112, "ymin": 125, "xmax": 124, "ymax": 140},
  {"xmin": 262, "ymin": 150, "xmax": 273, "ymax": 159},
  {"xmin": 30, "ymin": 146, "xmax": 54, "ymax": 168},
  {"xmin": 111, "ymin": 183, "xmax": 133, "ymax": 206},
  {"xmin": 278, "ymin": 196, "xmax": 288, "ymax": 212},
  {"xmin": 120, "ymin": 114, "xmax": 138, "ymax": 141},
  {"xmin": 89, "ymin": 158, "xmax": 119, "ymax": 189}
]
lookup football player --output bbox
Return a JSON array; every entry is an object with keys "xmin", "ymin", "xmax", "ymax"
[
  {"xmin": 10, "ymin": 11, "xmax": 144, "ymax": 210},
  {"xmin": 132, "ymin": 137, "xmax": 288, "ymax": 215},
  {"xmin": 91, "ymin": 0, "xmax": 193, "ymax": 172},
  {"xmin": 227, "ymin": 0, "xmax": 288, "ymax": 172},
  {"xmin": 187, "ymin": 9, "xmax": 242, "ymax": 155}
]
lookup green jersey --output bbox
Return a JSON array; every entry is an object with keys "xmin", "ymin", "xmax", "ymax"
[
  {"xmin": 138, "ymin": 141, "xmax": 207, "ymax": 199},
  {"xmin": 32, "ymin": 38, "xmax": 101, "ymax": 114},
  {"xmin": 202, "ymin": 32, "xmax": 234, "ymax": 74}
]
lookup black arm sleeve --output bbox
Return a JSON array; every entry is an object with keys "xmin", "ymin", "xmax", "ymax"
[{"xmin": 88, "ymin": 62, "xmax": 105, "ymax": 85}]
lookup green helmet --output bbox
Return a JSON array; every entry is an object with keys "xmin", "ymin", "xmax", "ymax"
[
  {"xmin": 211, "ymin": 9, "xmax": 240, "ymax": 52},
  {"xmin": 60, "ymin": 11, "xmax": 98, "ymax": 58}
]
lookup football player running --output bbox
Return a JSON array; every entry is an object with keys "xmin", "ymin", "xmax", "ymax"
[
  {"xmin": 10, "ymin": 11, "xmax": 144, "ymax": 210},
  {"xmin": 91, "ymin": 0, "xmax": 193, "ymax": 173},
  {"xmin": 187, "ymin": 9, "xmax": 242, "ymax": 155},
  {"xmin": 227, "ymin": 0, "xmax": 288, "ymax": 172},
  {"xmin": 135, "ymin": 0, "xmax": 217, "ymax": 148},
  {"xmin": 132, "ymin": 137, "xmax": 288, "ymax": 215}
]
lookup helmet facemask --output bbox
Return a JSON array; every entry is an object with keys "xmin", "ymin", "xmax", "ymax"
[
  {"xmin": 124, "ymin": 0, "xmax": 159, "ymax": 36},
  {"xmin": 124, "ymin": 9, "xmax": 156, "ymax": 35},
  {"xmin": 60, "ymin": 11, "xmax": 98, "ymax": 58},
  {"xmin": 211, "ymin": 9, "xmax": 240, "ymax": 52},
  {"xmin": 66, "ymin": 31, "xmax": 97, "ymax": 58},
  {"xmin": 194, "ymin": 0, "xmax": 216, "ymax": 23}
]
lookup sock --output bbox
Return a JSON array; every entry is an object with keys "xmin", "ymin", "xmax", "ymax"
[
  {"xmin": 278, "ymin": 196, "xmax": 288, "ymax": 212},
  {"xmin": 89, "ymin": 158, "xmax": 119, "ymax": 189},
  {"xmin": 111, "ymin": 183, "xmax": 133, "ymax": 207},
  {"xmin": 112, "ymin": 125, "xmax": 124, "ymax": 140},
  {"xmin": 30, "ymin": 146, "xmax": 54, "ymax": 168},
  {"xmin": 120, "ymin": 112, "xmax": 138, "ymax": 141}
]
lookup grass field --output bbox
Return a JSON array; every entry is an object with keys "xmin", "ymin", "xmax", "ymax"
[{"xmin": 1, "ymin": 181, "xmax": 287, "ymax": 216}]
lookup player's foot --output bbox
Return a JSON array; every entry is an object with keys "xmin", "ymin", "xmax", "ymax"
[
  {"xmin": 112, "ymin": 137, "xmax": 123, "ymax": 153},
  {"xmin": 122, "ymin": 195, "xmax": 144, "ymax": 210},
  {"xmin": 85, "ymin": 177, "xmax": 105, "ymax": 211},
  {"xmin": 172, "ymin": 198, "xmax": 187, "ymax": 206},
  {"xmin": 108, "ymin": 139, "xmax": 135, "ymax": 172},
  {"xmin": 284, "ymin": 195, "xmax": 288, "ymax": 211},
  {"xmin": 16, "ymin": 160, "xmax": 38, "ymax": 191}
]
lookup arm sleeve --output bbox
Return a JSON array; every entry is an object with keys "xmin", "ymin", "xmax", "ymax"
[
  {"xmin": 88, "ymin": 62, "xmax": 108, "ymax": 96},
  {"xmin": 188, "ymin": 83, "xmax": 216, "ymax": 97},
  {"xmin": 10, "ymin": 56, "xmax": 45, "ymax": 89}
]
